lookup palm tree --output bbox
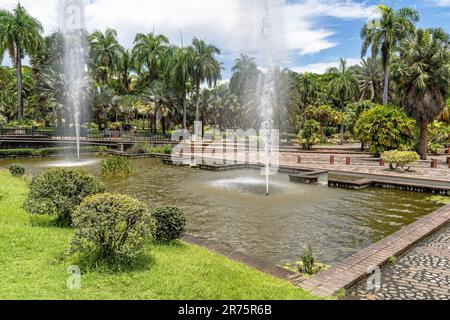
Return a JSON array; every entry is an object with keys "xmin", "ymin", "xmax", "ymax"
[
  {"xmin": 361, "ymin": 4, "xmax": 419, "ymax": 105},
  {"xmin": 167, "ymin": 46, "xmax": 193, "ymax": 130},
  {"xmin": 327, "ymin": 58, "xmax": 359, "ymax": 144},
  {"xmin": 230, "ymin": 54, "xmax": 259, "ymax": 105},
  {"xmin": 116, "ymin": 95, "xmax": 139, "ymax": 124},
  {"xmin": 89, "ymin": 29, "xmax": 122, "ymax": 84},
  {"xmin": 354, "ymin": 58, "xmax": 385, "ymax": 103},
  {"xmin": 93, "ymin": 84, "xmax": 115, "ymax": 130},
  {"xmin": 190, "ymin": 38, "xmax": 222, "ymax": 122},
  {"xmin": 396, "ymin": 28, "xmax": 450, "ymax": 159},
  {"xmin": 114, "ymin": 49, "xmax": 135, "ymax": 95},
  {"xmin": 132, "ymin": 33, "xmax": 169, "ymax": 86},
  {"xmin": 0, "ymin": 4, "xmax": 43, "ymax": 120}
]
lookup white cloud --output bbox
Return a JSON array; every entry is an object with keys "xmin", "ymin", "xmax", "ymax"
[
  {"xmin": 434, "ymin": 0, "xmax": 450, "ymax": 6},
  {"xmin": 1, "ymin": 0, "xmax": 373, "ymax": 67},
  {"xmin": 292, "ymin": 58, "xmax": 361, "ymax": 74}
]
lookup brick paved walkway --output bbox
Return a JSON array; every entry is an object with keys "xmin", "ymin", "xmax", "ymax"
[{"xmin": 348, "ymin": 224, "xmax": 450, "ymax": 300}]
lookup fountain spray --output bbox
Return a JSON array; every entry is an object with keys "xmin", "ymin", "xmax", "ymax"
[
  {"xmin": 59, "ymin": 0, "xmax": 88, "ymax": 159},
  {"xmin": 258, "ymin": 0, "xmax": 277, "ymax": 196}
]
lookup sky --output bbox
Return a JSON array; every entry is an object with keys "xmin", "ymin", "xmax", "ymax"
[{"xmin": 1, "ymin": 0, "xmax": 450, "ymax": 79}]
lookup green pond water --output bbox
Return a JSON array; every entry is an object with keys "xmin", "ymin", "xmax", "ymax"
[{"xmin": 0, "ymin": 156, "xmax": 443, "ymax": 266}]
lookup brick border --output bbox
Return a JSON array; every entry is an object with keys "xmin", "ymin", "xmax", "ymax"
[{"xmin": 298, "ymin": 205, "xmax": 450, "ymax": 297}]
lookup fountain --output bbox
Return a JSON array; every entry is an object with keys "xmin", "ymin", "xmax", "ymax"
[
  {"xmin": 59, "ymin": 0, "xmax": 89, "ymax": 160},
  {"xmin": 256, "ymin": 0, "xmax": 280, "ymax": 196}
]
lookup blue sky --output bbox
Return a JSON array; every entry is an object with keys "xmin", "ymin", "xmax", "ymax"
[{"xmin": 1, "ymin": 0, "xmax": 450, "ymax": 79}]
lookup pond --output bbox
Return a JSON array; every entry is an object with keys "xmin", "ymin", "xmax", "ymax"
[{"xmin": 0, "ymin": 156, "xmax": 442, "ymax": 266}]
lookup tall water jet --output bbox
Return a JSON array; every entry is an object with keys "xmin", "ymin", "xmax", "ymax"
[
  {"xmin": 256, "ymin": 0, "xmax": 281, "ymax": 196},
  {"xmin": 59, "ymin": 0, "xmax": 89, "ymax": 159}
]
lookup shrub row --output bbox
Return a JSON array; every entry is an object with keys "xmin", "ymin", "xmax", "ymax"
[
  {"xmin": 0, "ymin": 146, "xmax": 102, "ymax": 158},
  {"xmin": 128, "ymin": 143, "xmax": 172, "ymax": 155}
]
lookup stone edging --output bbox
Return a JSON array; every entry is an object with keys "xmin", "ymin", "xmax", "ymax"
[{"xmin": 298, "ymin": 204, "xmax": 450, "ymax": 297}]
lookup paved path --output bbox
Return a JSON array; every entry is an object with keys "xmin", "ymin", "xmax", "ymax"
[{"xmin": 348, "ymin": 224, "xmax": 450, "ymax": 300}]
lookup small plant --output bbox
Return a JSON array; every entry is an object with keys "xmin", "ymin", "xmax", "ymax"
[
  {"xmin": 100, "ymin": 155, "xmax": 133, "ymax": 177},
  {"xmin": 9, "ymin": 164, "xmax": 25, "ymax": 177},
  {"xmin": 298, "ymin": 120, "xmax": 321, "ymax": 150},
  {"xmin": 24, "ymin": 168, "xmax": 105, "ymax": 225},
  {"xmin": 70, "ymin": 193, "xmax": 155, "ymax": 266},
  {"xmin": 381, "ymin": 150, "xmax": 420, "ymax": 172},
  {"xmin": 152, "ymin": 206, "xmax": 187, "ymax": 243},
  {"xmin": 300, "ymin": 245, "xmax": 316, "ymax": 275},
  {"xmin": 388, "ymin": 256, "xmax": 398, "ymax": 264}
]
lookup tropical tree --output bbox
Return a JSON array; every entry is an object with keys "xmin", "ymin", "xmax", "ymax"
[
  {"xmin": 190, "ymin": 38, "xmax": 222, "ymax": 122},
  {"xmin": 115, "ymin": 95, "xmax": 139, "ymax": 124},
  {"xmin": 354, "ymin": 105, "xmax": 416, "ymax": 157},
  {"xmin": 114, "ymin": 49, "xmax": 135, "ymax": 95},
  {"xmin": 327, "ymin": 58, "xmax": 359, "ymax": 143},
  {"xmin": 0, "ymin": 4, "xmax": 43, "ymax": 119},
  {"xmin": 354, "ymin": 58, "xmax": 385, "ymax": 103},
  {"xmin": 230, "ymin": 54, "xmax": 259, "ymax": 105},
  {"xmin": 132, "ymin": 33, "xmax": 169, "ymax": 86},
  {"xmin": 167, "ymin": 46, "xmax": 193, "ymax": 129},
  {"xmin": 89, "ymin": 28, "xmax": 122, "ymax": 84},
  {"xmin": 361, "ymin": 4, "xmax": 419, "ymax": 105},
  {"xmin": 93, "ymin": 84, "xmax": 115, "ymax": 130},
  {"xmin": 395, "ymin": 28, "xmax": 450, "ymax": 159}
]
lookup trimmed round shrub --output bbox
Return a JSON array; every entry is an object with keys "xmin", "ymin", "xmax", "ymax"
[
  {"xmin": 24, "ymin": 168, "xmax": 105, "ymax": 225},
  {"xmin": 70, "ymin": 193, "xmax": 154, "ymax": 264},
  {"xmin": 9, "ymin": 164, "xmax": 25, "ymax": 177},
  {"xmin": 152, "ymin": 206, "xmax": 186, "ymax": 243},
  {"xmin": 381, "ymin": 150, "xmax": 420, "ymax": 172}
]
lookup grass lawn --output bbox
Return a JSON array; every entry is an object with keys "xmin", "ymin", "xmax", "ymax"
[{"xmin": 0, "ymin": 170, "xmax": 320, "ymax": 300}]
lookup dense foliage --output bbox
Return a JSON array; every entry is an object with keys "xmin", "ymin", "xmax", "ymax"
[
  {"xmin": 71, "ymin": 193, "xmax": 155, "ymax": 265},
  {"xmin": 354, "ymin": 105, "xmax": 416, "ymax": 156},
  {"xmin": 152, "ymin": 206, "xmax": 187, "ymax": 243},
  {"xmin": 8, "ymin": 164, "xmax": 25, "ymax": 177},
  {"xmin": 100, "ymin": 155, "xmax": 133, "ymax": 177},
  {"xmin": 298, "ymin": 120, "xmax": 321, "ymax": 150},
  {"xmin": 24, "ymin": 168, "xmax": 105, "ymax": 225}
]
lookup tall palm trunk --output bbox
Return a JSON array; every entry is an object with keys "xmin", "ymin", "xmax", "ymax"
[
  {"xmin": 383, "ymin": 67, "xmax": 389, "ymax": 106},
  {"xmin": 195, "ymin": 79, "xmax": 201, "ymax": 122},
  {"xmin": 16, "ymin": 44, "xmax": 23, "ymax": 120},
  {"xmin": 183, "ymin": 90, "xmax": 187, "ymax": 130},
  {"xmin": 419, "ymin": 120, "xmax": 428, "ymax": 160}
]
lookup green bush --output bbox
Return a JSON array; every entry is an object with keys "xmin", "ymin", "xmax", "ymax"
[
  {"xmin": 150, "ymin": 144, "xmax": 173, "ymax": 155},
  {"xmin": 381, "ymin": 150, "xmax": 420, "ymax": 172},
  {"xmin": 100, "ymin": 155, "xmax": 133, "ymax": 177},
  {"xmin": 0, "ymin": 146, "xmax": 102, "ymax": 158},
  {"xmin": 9, "ymin": 164, "xmax": 25, "ymax": 177},
  {"xmin": 24, "ymin": 168, "xmax": 105, "ymax": 225},
  {"xmin": 152, "ymin": 206, "xmax": 186, "ymax": 243},
  {"xmin": 354, "ymin": 105, "xmax": 416, "ymax": 157},
  {"xmin": 428, "ymin": 121, "xmax": 450, "ymax": 154},
  {"xmin": 298, "ymin": 120, "xmax": 321, "ymax": 150},
  {"xmin": 128, "ymin": 142, "xmax": 152, "ymax": 154},
  {"xmin": 70, "ymin": 193, "xmax": 154, "ymax": 264}
]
